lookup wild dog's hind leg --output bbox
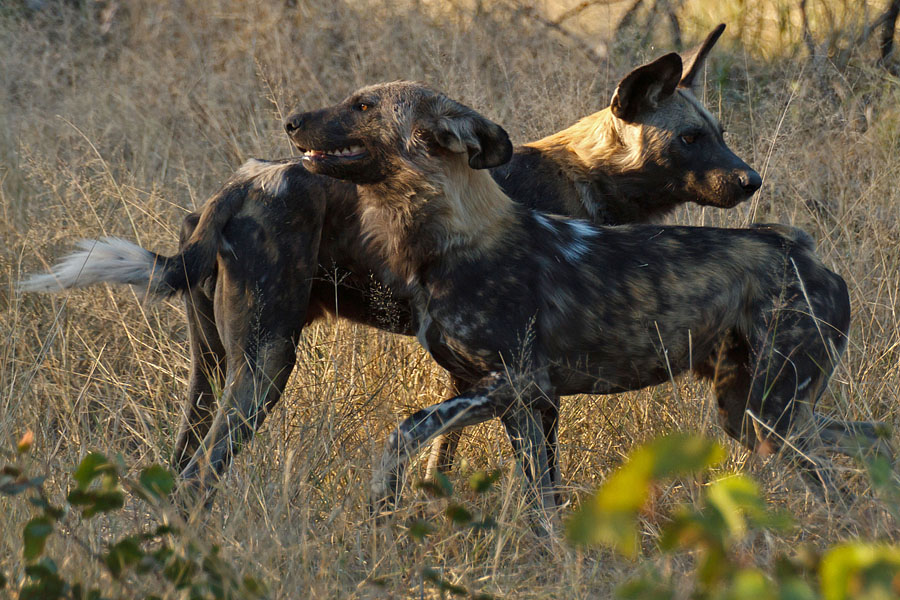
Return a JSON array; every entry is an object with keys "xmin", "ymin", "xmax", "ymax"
[
  {"xmin": 178, "ymin": 201, "xmax": 324, "ymax": 503},
  {"xmin": 372, "ymin": 371, "xmax": 557, "ymax": 517},
  {"xmin": 698, "ymin": 333, "xmax": 890, "ymax": 461},
  {"xmin": 694, "ymin": 333, "xmax": 756, "ymax": 448},
  {"xmin": 173, "ymin": 286, "xmax": 227, "ymax": 472},
  {"xmin": 744, "ymin": 280, "xmax": 852, "ymax": 494},
  {"xmin": 172, "ymin": 213, "xmax": 227, "ymax": 472}
]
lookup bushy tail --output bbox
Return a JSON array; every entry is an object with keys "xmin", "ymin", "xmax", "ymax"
[
  {"xmin": 18, "ymin": 237, "xmax": 173, "ymax": 298},
  {"xmin": 20, "ymin": 176, "xmax": 248, "ymax": 300}
]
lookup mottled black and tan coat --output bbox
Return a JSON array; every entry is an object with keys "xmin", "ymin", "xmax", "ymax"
[
  {"xmin": 23, "ymin": 27, "xmax": 788, "ymax": 502},
  {"xmin": 284, "ymin": 80, "xmax": 878, "ymax": 518}
]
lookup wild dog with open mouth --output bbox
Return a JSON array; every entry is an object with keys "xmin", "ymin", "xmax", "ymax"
[
  {"xmin": 284, "ymin": 80, "xmax": 882, "ymax": 517},
  {"xmin": 24, "ymin": 26, "xmax": 779, "ymax": 501}
]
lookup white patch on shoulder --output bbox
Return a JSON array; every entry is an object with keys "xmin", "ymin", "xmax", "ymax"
[
  {"xmin": 235, "ymin": 158, "xmax": 292, "ymax": 197},
  {"xmin": 557, "ymin": 219, "xmax": 597, "ymax": 263},
  {"xmin": 568, "ymin": 219, "xmax": 599, "ymax": 238},
  {"xmin": 534, "ymin": 213, "xmax": 557, "ymax": 233}
]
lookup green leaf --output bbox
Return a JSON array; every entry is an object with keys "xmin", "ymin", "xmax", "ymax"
[
  {"xmin": 0, "ymin": 472, "xmax": 43, "ymax": 496},
  {"xmin": 407, "ymin": 518, "xmax": 434, "ymax": 541},
  {"xmin": 709, "ymin": 475, "xmax": 793, "ymax": 536},
  {"xmin": 104, "ymin": 537, "xmax": 144, "ymax": 578},
  {"xmin": 776, "ymin": 577, "xmax": 817, "ymax": 600},
  {"xmin": 423, "ymin": 567, "xmax": 468, "ymax": 596},
  {"xmin": 616, "ymin": 575, "xmax": 675, "ymax": 600},
  {"xmin": 67, "ymin": 488, "xmax": 125, "ymax": 518},
  {"xmin": 819, "ymin": 543, "xmax": 900, "ymax": 600},
  {"xmin": 469, "ymin": 469, "xmax": 501, "ymax": 493},
  {"xmin": 139, "ymin": 464, "xmax": 176, "ymax": 500},
  {"xmin": 23, "ymin": 517, "xmax": 53, "ymax": 561},
  {"xmin": 72, "ymin": 453, "xmax": 117, "ymax": 490},
  {"xmin": 647, "ymin": 434, "xmax": 727, "ymax": 479},
  {"xmin": 720, "ymin": 568, "xmax": 776, "ymax": 600},
  {"xmin": 416, "ymin": 471, "xmax": 453, "ymax": 498},
  {"xmin": 567, "ymin": 434, "xmax": 725, "ymax": 555},
  {"xmin": 470, "ymin": 516, "xmax": 497, "ymax": 531},
  {"xmin": 24, "ymin": 557, "xmax": 58, "ymax": 577},
  {"xmin": 162, "ymin": 554, "xmax": 196, "ymax": 589},
  {"xmin": 21, "ymin": 558, "xmax": 67, "ymax": 600},
  {"xmin": 242, "ymin": 576, "xmax": 268, "ymax": 598},
  {"xmin": 445, "ymin": 503, "xmax": 473, "ymax": 525},
  {"xmin": 71, "ymin": 583, "xmax": 103, "ymax": 600}
]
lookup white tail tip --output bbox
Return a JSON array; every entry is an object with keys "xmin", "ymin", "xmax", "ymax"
[{"xmin": 19, "ymin": 237, "xmax": 157, "ymax": 294}]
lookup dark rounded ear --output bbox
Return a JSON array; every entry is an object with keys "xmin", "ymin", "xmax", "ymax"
[
  {"xmin": 429, "ymin": 97, "xmax": 513, "ymax": 169},
  {"xmin": 680, "ymin": 23, "xmax": 726, "ymax": 89},
  {"xmin": 610, "ymin": 52, "xmax": 682, "ymax": 122}
]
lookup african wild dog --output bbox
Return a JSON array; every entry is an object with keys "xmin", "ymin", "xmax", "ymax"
[
  {"xmin": 283, "ymin": 80, "xmax": 882, "ymax": 518},
  {"xmin": 23, "ymin": 26, "xmax": 774, "ymax": 501}
]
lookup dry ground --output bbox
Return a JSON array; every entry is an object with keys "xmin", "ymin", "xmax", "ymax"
[{"xmin": 1, "ymin": 0, "xmax": 899, "ymax": 597}]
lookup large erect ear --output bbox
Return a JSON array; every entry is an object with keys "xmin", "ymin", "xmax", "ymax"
[
  {"xmin": 610, "ymin": 52, "xmax": 682, "ymax": 122},
  {"xmin": 427, "ymin": 96, "xmax": 513, "ymax": 169},
  {"xmin": 680, "ymin": 23, "xmax": 726, "ymax": 89}
]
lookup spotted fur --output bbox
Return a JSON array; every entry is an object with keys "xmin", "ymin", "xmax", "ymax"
[
  {"xmin": 285, "ymin": 80, "xmax": 885, "ymax": 521},
  {"xmin": 23, "ymin": 27, "xmax": 780, "ymax": 505}
]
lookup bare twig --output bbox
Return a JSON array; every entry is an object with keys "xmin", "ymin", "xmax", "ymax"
[
  {"xmin": 514, "ymin": 5, "xmax": 604, "ymax": 63},
  {"xmin": 555, "ymin": 0, "xmax": 629, "ymax": 25}
]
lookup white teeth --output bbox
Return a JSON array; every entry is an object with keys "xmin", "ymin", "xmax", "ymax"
[{"xmin": 303, "ymin": 146, "xmax": 363, "ymax": 157}]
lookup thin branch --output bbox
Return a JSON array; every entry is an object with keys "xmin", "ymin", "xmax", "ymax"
[
  {"xmin": 515, "ymin": 5, "xmax": 604, "ymax": 63},
  {"xmin": 555, "ymin": 0, "xmax": 629, "ymax": 25}
]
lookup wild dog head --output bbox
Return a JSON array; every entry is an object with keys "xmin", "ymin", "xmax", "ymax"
[
  {"xmin": 285, "ymin": 82, "xmax": 514, "ymax": 279},
  {"xmin": 531, "ymin": 24, "xmax": 761, "ymax": 213},
  {"xmin": 284, "ymin": 81, "xmax": 512, "ymax": 189}
]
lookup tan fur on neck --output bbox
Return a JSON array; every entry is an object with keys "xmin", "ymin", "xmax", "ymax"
[
  {"xmin": 527, "ymin": 107, "xmax": 645, "ymax": 175},
  {"xmin": 360, "ymin": 152, "xmax": 515, "ymax": 283},
  {"xmin": 436, "ymin": 153, "xmax": 515, "ymax": 255}
]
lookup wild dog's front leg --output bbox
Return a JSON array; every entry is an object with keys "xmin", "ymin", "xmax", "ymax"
[
  {"xmin": 371, "ymin": 373, "xmax": 512, "ymax": 515},
  {"xmin": 502, "ymin": 404, "xmax": 558, "ymax": 517},
  {"xmin": 425, "ymin": 375, "xmax": 564, "ymax": 501},
  {"xmin": 425, "ymin": 374, "xmax": 469, "ymax": 479}
]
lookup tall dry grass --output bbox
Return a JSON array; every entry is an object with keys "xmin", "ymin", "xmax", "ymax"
[{"xmin": 1, "ymin": 0, "xmax": 899, "ymax": 597}]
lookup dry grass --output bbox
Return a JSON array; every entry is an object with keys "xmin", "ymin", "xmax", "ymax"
[{"xmin": 2, "ymin": 0, "xmax": 899, "ymax": 597}]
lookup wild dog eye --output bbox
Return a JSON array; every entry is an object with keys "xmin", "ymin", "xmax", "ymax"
[
  {"xmin": 680, "ymin": 133, "xmax": 698, "ymax": 145},
  {"xmin": 353, "ymin": 102, "xmax": 372, "ymax": 112}
]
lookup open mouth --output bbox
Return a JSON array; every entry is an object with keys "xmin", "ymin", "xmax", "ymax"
[{"xmin": 300, "ymin": 145, "xmax": 367, "ymax": 161}]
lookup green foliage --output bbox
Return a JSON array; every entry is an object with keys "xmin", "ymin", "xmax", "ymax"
[
  {"xmin": 567, "ymin": 433, "xmax": 726, "ymax": 555},
  {"xmin": 1, "ymin": 434, "xmax": 267, "ymax": 599},
  {"xmin": 406, "ymin": 469, "xmax": 502, "ymax": 598},
  {"xmin": 137, "ymin": 464, "xmax": 176, "ymax": 501},
  {"xmin": 819, "ymin": 544, "xmax": 900, "ymax": 600},
  {"xmin": 565, "ymin": 433, "xmax": 900, "ymax": 599},
  {"xmin": 23, "ymin": 516, "xmax": 54, "ymax": 561}
]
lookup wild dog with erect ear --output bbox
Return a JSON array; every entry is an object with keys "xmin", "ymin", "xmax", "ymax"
[{"xmin": 285, "ymin": 80, "xmax": 880, "ymax": 521}]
